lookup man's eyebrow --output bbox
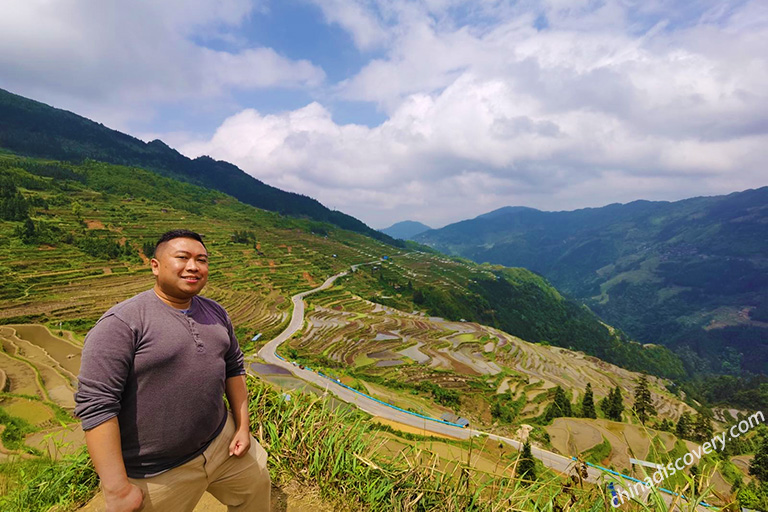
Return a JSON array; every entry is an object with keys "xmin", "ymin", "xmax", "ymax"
[{"xmin": 172, "ymin": 250, "xmax": 208, "ymax": 257}]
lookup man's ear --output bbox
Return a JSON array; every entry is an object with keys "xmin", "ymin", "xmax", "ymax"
[{"xmin": 150, "ymin": 258, "xmax": 159, "ymax": 276}]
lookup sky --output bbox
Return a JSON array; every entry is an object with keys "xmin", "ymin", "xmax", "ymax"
[{"xmin": 1, "ymin": 0, "xmax": 766, "ymax": 229}]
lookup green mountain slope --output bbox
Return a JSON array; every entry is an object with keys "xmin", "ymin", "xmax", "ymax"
[
  {"xmin": 0, "ymin": 153, "xmax": 685, "ymax": 380},
  {"xmin": 416, "ymin": 190, "xmax": 768, "ymax": 376},
  {"xmin": 0, "ymin": 87, "xmax": 399, "ymax": 246}
]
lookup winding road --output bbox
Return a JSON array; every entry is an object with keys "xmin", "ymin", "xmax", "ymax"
[{"xmin": 252, "ymin": 269, "xmax": 710, "ymax": 511}]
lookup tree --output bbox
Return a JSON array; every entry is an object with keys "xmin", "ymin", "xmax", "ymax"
[
  {"xmin": 546, "ymin": 386, "xmax": 572, "ymax": 421},
  {"xmin": 581, "ymin": 383, "xmax": 597, "ymax": 419},
  {"xmin": 517, "ymin": 440, "xmax": 536, "ymax": 484},
  {"xmin": 601, "ymin": 386, "xmax": 624, "ymax": 422},
  {"xmin": 142, "ymin": 240, "xmax": 155, "ymax": 259},
  {"xmin": 749, "ymin": 435, "xmax": 768, "ymax": 482},
  {"xmin": 676, "ymin": 412, "xmax": 692, "ymax": 440},
  {"xmin": 693, "ymin": 413, "xmax": 713, "ymax": 443},
  {"xmin": 491, "ymin": 398, "xmax": 516, "ymax": 423},
  {"xmin": 0, "ymin": 177, "xmax": 30, "ymax": 221},
  {"xmin": 633, "ymin": 374, "xmax": 656, "ymax": 425},
  {"xmin": 71, "ymin": 200, "xmax": 83, "ymax": 219}
]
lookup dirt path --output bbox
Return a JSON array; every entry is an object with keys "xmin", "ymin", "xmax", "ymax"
[{"xmin": 80, "ymin": 481, "xmax": 338, "ymax": 512}]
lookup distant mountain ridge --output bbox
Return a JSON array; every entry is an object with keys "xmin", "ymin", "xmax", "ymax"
[
  {"xmin": 416, "ymin": 189, "xmax": 768, "ymax": 376},
  {"xmin": 380, "ymin": 220, "xmax": 432, "ymax": 240},
  {"xmin": 0, "ymin": 87, "xmax": 400, "ymax": 246}
]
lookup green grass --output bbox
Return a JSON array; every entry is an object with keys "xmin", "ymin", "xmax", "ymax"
[
  {"xmin": 0, "ymin": 447, "xmax": 98, "ymax": 511},
  {"xmin": 0, "ymin": 406, "xmax": 39, "ymax": 453},
  {"xmin": 0, "ymin": 377, "xmax": 732, "ymax": 511},
  {"xmin": 247, "ymin": 376, "xmax": 608, "ymax": 511}
]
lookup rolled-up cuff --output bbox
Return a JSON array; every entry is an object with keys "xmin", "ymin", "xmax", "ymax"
[
  {"xmin": 225, "ymin": 367, "xmax": 246, "ymax": 379},
  {"xmin": 79, "ymin": 409, "xmax": 120, "ymax": 431}
]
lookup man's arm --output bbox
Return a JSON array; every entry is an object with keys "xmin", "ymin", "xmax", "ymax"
[
  {"xmin": 84, "ymin": 418, "xmax": 144, "ymax": 512},
  {"xmin": 225, "ymin": 375, "xmax": 251, "ymax": 457},
  {"xmin": 75, "ymin": 314, "xmax": 142, "ymax": 511}
]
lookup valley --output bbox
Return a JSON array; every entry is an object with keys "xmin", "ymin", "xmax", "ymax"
[{"xmin": 0, "ymin": 154, "xmax": 764, "ymax": 510}]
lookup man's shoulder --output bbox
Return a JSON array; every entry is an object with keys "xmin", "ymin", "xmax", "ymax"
[
  {"xmin": 192, "ymin": 295, "xmax": 230, "ymax": 321},
  {"xmin": 99, "ymin": 289, "xmax": 157, "ymax": 322},
  {"xmin": 193, "ymin": 295, "xmax": 227, "ymax": 313},
  {"xmin": 85, "ymin": 290, "xmax": 157, "ymax": 340}
]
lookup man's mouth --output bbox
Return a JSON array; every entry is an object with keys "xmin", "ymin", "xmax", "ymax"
[{"xmin": 182, "ymin": 276, "xmax": 200, "ymax": 282}]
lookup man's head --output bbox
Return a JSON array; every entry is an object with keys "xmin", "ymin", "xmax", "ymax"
[{"xmin": 151, "ymin": 230, "xmax": 209, "ymax": 306}]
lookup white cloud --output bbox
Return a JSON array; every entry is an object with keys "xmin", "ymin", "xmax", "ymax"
[
  {"xmin": 0, "ymin": 0, "xmax": 324, "ymax": 130},
  {"xmin": 306, "ymin": 0, "xmax": 391, "ymax": 51},
  {"xmin": 2, "ymin": 0, "xmax": 766, "ymax": 228},
  {"xmin": 180, "ymin": 0, "xmax": 768, "ymax": 228},
  {"xmin": 182, "ymin": 76, "xmax": 766, "ymax": 227}
]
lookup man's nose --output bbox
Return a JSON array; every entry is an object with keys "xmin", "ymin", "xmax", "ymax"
[{"xmin": 185, "ymin": 259, "xmax": 199, "ymax": 272}]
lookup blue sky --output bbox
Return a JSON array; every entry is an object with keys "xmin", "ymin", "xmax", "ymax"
[{"xmin": 1, "ymin": 0, "xmax": 766, "ymax": 229}]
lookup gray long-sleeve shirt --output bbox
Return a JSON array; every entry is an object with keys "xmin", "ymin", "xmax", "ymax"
[{"xmin": 74, "ymin": 289, "xmax": 245, "ymax": 478}]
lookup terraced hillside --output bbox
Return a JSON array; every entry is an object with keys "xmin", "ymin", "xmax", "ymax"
[
  {"xmin": 288, "ymin": 287, "xmax": 693, "ymax": 427},
  {"xmin": 0, "ymin": 323, "xmax": 82, "ymax": 464},
  {"xmin": 0, "ymin": 152, "xmax": 761, "ymax": 510},
  {"xmin": 0, "ymin": 156, "xmax": 384, "ymax": 344},
  {"xmin": 0, "ymin": 153, "xmax": 684, "ymax": 375},
  {"xmin": 0, "ymin": 87, "xmax": 397, "ymax": 244},
  {"xmin": 0, "ymin": 154, "xmax": 732, "ymax": 431}
]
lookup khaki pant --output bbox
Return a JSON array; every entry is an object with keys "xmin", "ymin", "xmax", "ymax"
[{"xmin": 127, "ymin": 414, "xmax": 271, "ymax": 512}]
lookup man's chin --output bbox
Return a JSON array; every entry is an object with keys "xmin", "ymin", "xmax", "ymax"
[{"xmin": 183, "ymin": 283, "xmax": 206, "ymax": 294}]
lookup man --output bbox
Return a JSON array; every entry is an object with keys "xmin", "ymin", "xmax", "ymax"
[{"xmin": 75, "ymin": 229, "xmax": 270, "ymax": 512}]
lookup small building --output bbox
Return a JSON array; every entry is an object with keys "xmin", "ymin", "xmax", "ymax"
[
  {"xmin": 440, "ymin": 412, "xmax": 470, "ymax": 427},
  {"xmin": 251, "ymin": 333, "xmax": 262, "ymax": 342}
]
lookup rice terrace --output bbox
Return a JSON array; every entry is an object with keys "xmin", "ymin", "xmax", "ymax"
[{"xmin": 0, "ymin": 149, "xmax": 764, "ymax": 511}]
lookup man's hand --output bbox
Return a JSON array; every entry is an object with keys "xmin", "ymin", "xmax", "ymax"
[
  {"xmin": 228, "ymin": 428, "xmax": 251, "ymax": 457},
  {"xmin": 83, "ymin": 418, "xmax": 143, "ymax": 512},
  {"xmin": 104, "ymin": 481, "xmax": 144, "ymax": 512},
  {"xmin": 225, "ymin": 375, "xmax": 251, "ymax": 457}
]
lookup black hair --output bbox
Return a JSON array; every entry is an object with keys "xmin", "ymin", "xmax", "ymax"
[{"xmin": 153, "ymin": 229, "xmax": 207, "ymax": 257}]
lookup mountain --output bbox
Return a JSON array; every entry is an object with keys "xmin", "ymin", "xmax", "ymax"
[
  {"xmin": 416, "ymin": 190, "xmax": 768, "ymax": 377},
  {"xmin": 0, "ymin": 87, "xmax": 400, "ymax": 246},
  {"xmin": 0, "ymin": 117, "xmax": 761, "ymax": 512},
  {"xmin": 380, "ymin": 220, "xmax": 432, "ymax": 240},
  {"xmin": 0, "ymin": 151, "xmax": 688, "ymax": 382},
  {"xmin": 0, "ymin": 86, "xmax": 692, "ymax": 380}
]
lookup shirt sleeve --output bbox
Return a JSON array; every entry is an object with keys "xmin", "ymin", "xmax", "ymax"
[
  {"xmin": 74, "ymin": 314, "xmax": 136, "ymax": 430},
  {"xmin": 224, "ymin": 314, "xmax": 245, "ymax": 378}
]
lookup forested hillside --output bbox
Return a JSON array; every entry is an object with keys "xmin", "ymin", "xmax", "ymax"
[
  {"xmin": 0, "ymin": 87, "xmax": 397, "ymax": 245},
  {"xmin": 416, "ymin": 191, "xmax": 768, "ymax": 382}
]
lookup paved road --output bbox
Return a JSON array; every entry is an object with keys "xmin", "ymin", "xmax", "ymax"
[{"xmin": 253, "ymin": 269, "xmax": 710, "ymax": 511}]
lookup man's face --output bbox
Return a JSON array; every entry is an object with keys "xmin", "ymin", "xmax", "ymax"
[{"xmin": 151, "ymin": 237, "xmax": 209, "ymax": 301}]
